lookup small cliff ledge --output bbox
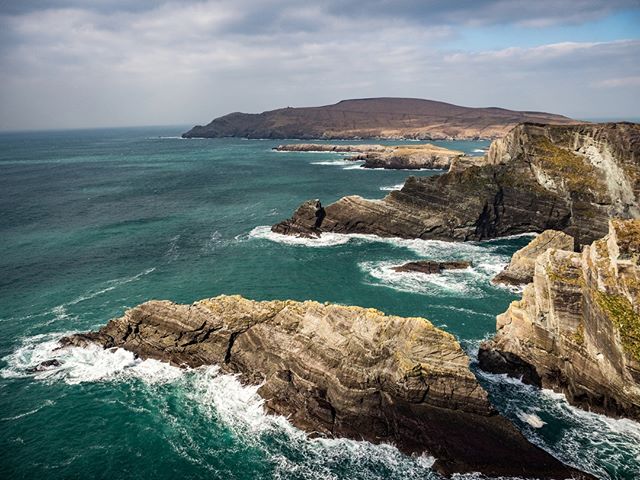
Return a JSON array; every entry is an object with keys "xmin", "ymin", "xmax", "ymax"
[
  {"xmin": 59, "ymin": 295, "xmax": 589, "ymax": 478},
  {"xmin": 479, "ymin": 219, "xmax": 640, "ymax": 420},
  {"xmin": 493, "ymin": 230, "xmax": 575, "ymax": 286},
  {"xmin": 274, "ymin": 143, "xmax": 467, "ymax": 170},
  {"xmin": 272, "ymin": 122, "xmax": 640, "ymax": 246},
  {"xmin": 183, "ymin": 97, "xmax": 577, "ymax": 140}
]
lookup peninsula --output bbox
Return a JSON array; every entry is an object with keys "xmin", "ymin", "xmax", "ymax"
[{"xmin": 182, "ymin": 97, "xmax": 578, "ymax": 140}]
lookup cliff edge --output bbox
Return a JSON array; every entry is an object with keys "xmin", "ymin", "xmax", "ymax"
[{"xmin": 479, "ymin": 219, "xmax": 640, "ymax": 420}]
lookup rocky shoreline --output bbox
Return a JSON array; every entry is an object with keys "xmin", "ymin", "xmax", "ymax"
[
  {"xmin": 272, "ymin": 122, "xmax": 640, "ymax": 246},
  {"xmin": 274, "ymin": 143, "xmax": 469, "ymax": 170},
  {"xmin": 57, "ymin": 295, "xmax": 591, "ymax": 478}
]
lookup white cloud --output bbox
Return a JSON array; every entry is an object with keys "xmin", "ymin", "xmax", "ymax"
[{"xmin": 0, "ymin": 1, "xmax": 638, "ymax": 130}]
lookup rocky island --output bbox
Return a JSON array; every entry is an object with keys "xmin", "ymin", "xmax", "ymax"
[
  {"xmin": 57, "ymin": 295, "xmax": 591, "ymax": 478},
  {"xmin": 479, "ymin": 219, "xmax": 640, "ymax": 420},
  {"xmin": 183, "ymin": 97, "xmax": 578, "ymax": 140},
  {"xmin": 274, "ymin": 143, "xmax": 469, "ymax": 170},
  {"xmin": 273, "ymin": 122, "xmax": 640, "ymax": 247}
]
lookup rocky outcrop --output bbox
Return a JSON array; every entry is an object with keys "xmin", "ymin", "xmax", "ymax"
[
  {"xmin": 59, "ymin": 295, "xmax": 590, "ymax": 479},
  {"xmin": 493, "ymin": 230, "xmax": 575, "ymax": 286},
  {"xmin": 392, "ymin": 260, "xmax": 471, "ymax": 274},
  {"xmin": 275, "ymin": 143, "xmax": 467, "ymax": 170},
  {"xmin": 273, "ymin": 122, "xmax": 640, "ymax": 246},
  {"xmin": 479, "ymin": 219, "xmax": 640, "ymax": 420},
  {"xmin": 183, "ymin": 97, "xmax": 578, "ymax": 140}
]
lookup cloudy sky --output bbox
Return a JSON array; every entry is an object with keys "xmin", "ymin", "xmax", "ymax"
[{"xmin": 0, "ymin": 0, "xmax": 639, "ymax": 131}]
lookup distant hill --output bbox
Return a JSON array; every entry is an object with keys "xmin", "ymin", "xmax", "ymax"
[{"xmin": 182, "ymin": 97, "xmax": 579, "ymax": 140}]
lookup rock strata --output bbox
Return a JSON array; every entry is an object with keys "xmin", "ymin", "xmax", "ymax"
[
  {"xmin": 479, "ymin": 219, "xmax": 640, "ymax": 420},
  {"xmin": 273, "ymin": 122, "xmax": 640, "ymax": 246},
  {"xmin": 275, "ymin": 143, "xmax": 467, "ymax": 170},
  {"xmin": 392, "ymin": 260, "xmax": 471, "ymax": 274},
  {"xmin": 59, "ymin": 295, "xmax": 590, "ymax": 479},
  {"xmin": 493, "ymin": 230, "xmax": 575, "ymax": 286}
]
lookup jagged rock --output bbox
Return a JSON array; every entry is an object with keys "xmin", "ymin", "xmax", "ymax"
[
  {"xmin": 392, "ymin": 260, "xmax": 471, "ymax": 274},
  {"xmin": 27, "ymin": 359, "xmax": 61, "ymax": 373},
  {"xmin": 273, "ymin": 122, "xmax": 640, "ymax": 246},
  {"xmin": 183, "ymin": 97, "xmax": 578, "ymax": 140},
  {"xmin": 493, "ymin": 230, "xmax": 575, "ymax": 286},
  {"xmin": 275, "ymin": 143, "xmax": 466, "ymax": 170},
  {"xmin": 479, "ymin": 219, "xmax": 640, "ymax": 420},
  {"xmin": 59, "ymin": 295, "xmax": 590, "ymax": 479}
]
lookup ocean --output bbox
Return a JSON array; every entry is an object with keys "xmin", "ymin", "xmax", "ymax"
[{"xmin": 0, "ymin": 126, "xmax": 638, "ymax": 479}]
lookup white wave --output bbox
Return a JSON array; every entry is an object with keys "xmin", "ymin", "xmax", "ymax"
[
  {"xmin": 380, "ymin": 183, "xmax": 404, "ymax": 191},
  {"xmin": 248, "ymin": 226, "xmax": 352, "ymax": 247},
  {"xmin": 342, "ymin": 164, "xmax": 364, "ymax": 170},
  {"xmin": 359, "ymin": 260, "xmax": 480, "ymax": 297},
  {"xmin": 311, "ymin": 159, "xmax": 359, "ymax": 166},
  {"xmin": 476, "ymin": 367, "xmax": 640, "ymax": 478},
  {"xmin": 0, "ymin": 332, "xmax": 182, "ymax": 385},
  {"xmin": 517, "ymin": 410, "xmax": 546, "ymax": 428},
  {"xmin": 473, "ymin": 149, "xmax": 487, "ymax": 153}
]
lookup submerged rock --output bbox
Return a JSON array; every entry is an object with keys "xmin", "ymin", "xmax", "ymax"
[
  {"xmin": 493, "ymin": 230, "xmax": 574, "ymax": 286},
  {"xmin": 392, "ymin": 260, "xmax": 471, "ymax": 274},
  {"xmin": 272, "ymin": 122, "xmax": 640, "ymax": 246},
  {"xmin": 480, "ymin": 219, "xmax": 640, "ymax": 420},
  {"xmin": 60, "ymin": 295, "xmax": 590, "ymax": 478}
]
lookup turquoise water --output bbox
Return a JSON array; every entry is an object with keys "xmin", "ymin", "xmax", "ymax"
[{"xmin": 0, "ymin": 127, "xmax": 638, "ymax": 479}]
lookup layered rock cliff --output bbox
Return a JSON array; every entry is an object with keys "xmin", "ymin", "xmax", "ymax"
[
  {"xmin": 479, "ymin": 219, "xmax": 640, "ymax": 420},
  {"xmin": 274, "ymin": 143, "xmax": 467, "ymax": 170},
  {"xmin": 59, "ymin": 295, "xmax": 589, "ymax": 479},
  {"xmin": 183, "ymin": 97, "xmax": 578, "ymax": 140},
  {"xmin": 493, "ymin": 230, "xmax": 575, "ymax": 286},
  {"xmin": 273, "ymin": 122, "xmax": 640, "ymax": 246}
]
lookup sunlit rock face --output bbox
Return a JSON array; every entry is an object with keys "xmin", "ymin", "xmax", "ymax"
[
  {"xmin": 273, "ymin": 122, "xmax": 640, "ymax": 246},
  {"xmin": 480, "ymin": 219, "xmax": 640, "ymax": 421}
]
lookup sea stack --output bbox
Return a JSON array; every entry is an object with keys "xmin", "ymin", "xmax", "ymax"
[{"xmin": 59, "ymin": 295, "xmax": 591, "ymax": 478}]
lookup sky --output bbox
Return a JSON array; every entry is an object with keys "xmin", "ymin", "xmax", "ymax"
[{"xmin": 0, "ymin": 0, "xmax": 639, "ymax": 131}]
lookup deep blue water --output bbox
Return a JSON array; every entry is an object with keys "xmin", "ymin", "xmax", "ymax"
[{"xmin": 0, "ymin": 127, "xmax": 638, "ymax": 479}]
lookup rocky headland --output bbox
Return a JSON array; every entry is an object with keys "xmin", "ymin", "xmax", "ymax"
[
  {"xmin": 479, "ymin": 219, "xmax": 640, "ymax": 420},
  {"xmin": 183, "ymin": 97, "xmax": 578, "ymax": 140},
  {"xmin": 58, "ymin": 295, "xmax": 590, "ymax": 478},
  {"xmin": 274, "ymin": 143, "xmax": 469, "ymax": 170},
  {"xmin": 272, "ymin": 122, "xmax": 640, "ymax": 247}
]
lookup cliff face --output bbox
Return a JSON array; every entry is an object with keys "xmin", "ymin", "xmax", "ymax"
[
  {"xmin": 273, "ymin": 122, "xmax": 640, "ymax": 246},
  {"xmin": 183, "ymin": 97, "xmax": 578, "ymax": 140},
  {"xmin": 59, "ymin": 295, "xmax": 590, "ymax": 479},
  {"xmin": 479, "ymin": 219, "xmax": 640, "ymax": 420},
  {"xmin": 493, "ymin": 230, "xmax": 575, "ymax": 286}
]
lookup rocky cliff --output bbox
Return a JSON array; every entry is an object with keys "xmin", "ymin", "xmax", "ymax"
[
  {"xmin": 59, "ymin": 295, "xmax": 590, "ymax": 478},
  {"xmin": 479, "ymin": 219, "xmax": 640, "ymax": 420},
  {"xmin": 183, "ymin": 97, "xmax": 578, "ymax": 140},
  {"xmin": 272, "ymin": 122, "xmax": 640, "ymax": 246},
  {"xmin": 274, "ymin": 143, "xmax": 467, "ymax": 170},
  {"xmin": 493, "ymin": 230, "xmax": 575, "ymax": 286}
]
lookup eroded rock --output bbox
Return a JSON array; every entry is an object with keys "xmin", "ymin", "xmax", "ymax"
[
  {"xmin": 493, "ymin": 230, "xmax": 575, "ymax": 286},
  {"xmin": 480, "ymin": 219, "xmax": 640, "ymax": 420},
  {"xmin": 392, "ymin": 260, "xmax": 471, "ymax": 274},
  {"xmin": 273, "ymin": 123, "xmax": 640, "ymax": 246},
  {"xmin": 59, "ymin": 295, "xmax": 590, "ymax": 478}
]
